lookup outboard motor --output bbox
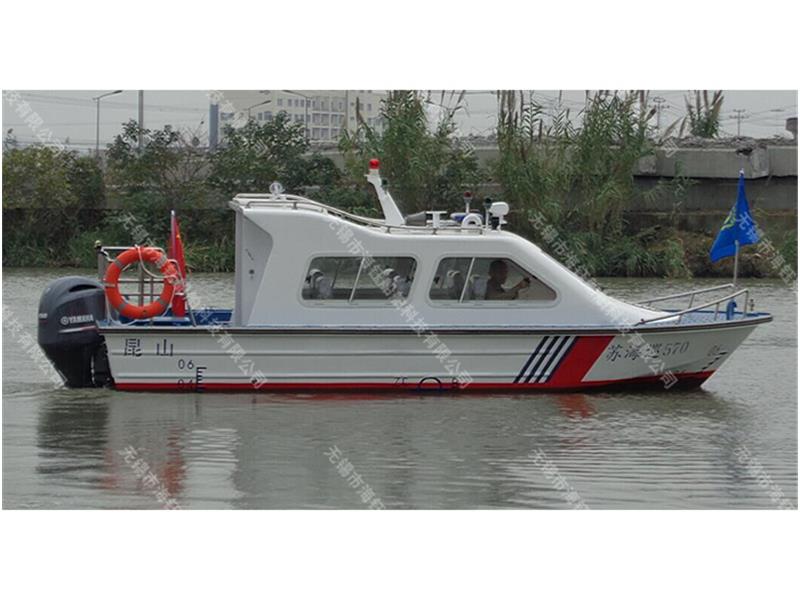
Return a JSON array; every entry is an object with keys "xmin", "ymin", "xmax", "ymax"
[{"xmin": 37, "ymin": 276, "xmax": 111, "ymax": 388}]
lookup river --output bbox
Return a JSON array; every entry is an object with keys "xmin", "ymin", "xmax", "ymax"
[{"xmin": 2, "ymin": 269, "xmax": 796, "ymax": 509}]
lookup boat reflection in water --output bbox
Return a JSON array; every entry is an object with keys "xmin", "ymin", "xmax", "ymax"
[
  {"xmin": 557, "ymin": 394, "xmax": 596, "ymax": 420},
  {"xmin": 28, "ymin": 382, "xmax": 786, "ymax": 510}
]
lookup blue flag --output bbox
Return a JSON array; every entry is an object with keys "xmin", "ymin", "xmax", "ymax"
[{"xmin": 709, "ymin": 172, "xmax": 760, "ymax": 262}]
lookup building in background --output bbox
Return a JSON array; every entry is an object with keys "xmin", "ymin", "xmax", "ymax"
[
  {"xmin": 212, "ymin": 90, "xmax": 385, "ymax": 144},
  {"xmin": 786, "ymin": 117, "xmax": 798, "ymax": 140}
]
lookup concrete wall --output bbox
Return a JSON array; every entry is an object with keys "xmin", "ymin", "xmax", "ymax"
[
  {"xmin": 319, "ymin": 143, "xmax": 797, "ymax": 180},
  {"xmin": 319, "ymin": 143, "xmax": 797, "ymax": 214},
  {"xmin": 635, "ymin": 145, "xmax": 796, "ymax": 179},
  {"xmin": 631, "ymin": 176, "xmax": 797, "ymax": 212},
  {"xmin": 768, "ymin": 146, "xmax": 798, "ymax": 177}
]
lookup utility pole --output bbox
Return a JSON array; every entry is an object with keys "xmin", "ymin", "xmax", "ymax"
[
  {"xmin": 138, "ymin": 90, "xmax": 144, "ymax": 152},
  {"xmin": 652, "ymin": 96, "xmax": 667, "ymax": 135},
  {"xmin": 92, "ymin": 90, "xmax": 123, "ymax": 158},
  {"xmin": 345, "ymin": 90, "xmax": 350, "ymax": 134},
  {"xmin": 733, "ymin": 109, "xmax": 747, "ymax": 137},
  {"xmin": 209, "ymin": 102, "xmax": 219, "ymax": 150}
]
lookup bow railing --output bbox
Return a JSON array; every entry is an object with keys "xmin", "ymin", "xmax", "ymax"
[{"xmin": 636, "ymin": 285, "xmax": 752, "ymax": 325}]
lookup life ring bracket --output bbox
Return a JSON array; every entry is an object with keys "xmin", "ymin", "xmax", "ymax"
[{"xmin": 104, "ymin": 246, "xmax": 179, "ymax": 320}]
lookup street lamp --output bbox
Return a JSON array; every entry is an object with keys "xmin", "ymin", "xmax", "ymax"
[
  {"xmin": 282, "ymin": 90, "xmax": 313, "ymax": 139},
  {"xmin": 92, "ymin": 90, "xmax": 123, "ymax": 158},
  {"xmin": 246, "ymin": 99, "xmax": 272, "ymax": 120}
]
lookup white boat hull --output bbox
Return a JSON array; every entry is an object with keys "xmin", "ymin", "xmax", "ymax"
[{"xmin": 100, "ymin": 316, "xmax": 766, "ymax": 392}]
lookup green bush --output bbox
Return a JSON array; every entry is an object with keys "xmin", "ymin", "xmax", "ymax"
[
  {"xmin": 497, "ymin": 91, "xmax": 697, "ymax": 278},
  {"xmin": 780, "ymin": 230, "xmax": 797, "ymax": 268},
  {"xmin": 339, "ymin": 91, "xmax": 480, "ymax": 214},
  {"xmin": 3, "ymin": 91, "xmax": 794, "ymax": 279}
]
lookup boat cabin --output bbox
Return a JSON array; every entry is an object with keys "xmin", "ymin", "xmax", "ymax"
[{"xmin": 228, "ymin": 164, "xmax": 663, "ymax": 328}]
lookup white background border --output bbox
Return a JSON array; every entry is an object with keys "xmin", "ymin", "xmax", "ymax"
[{"xmin": 2, "ymin": 1, "xmax": 798, "ymax": 598}]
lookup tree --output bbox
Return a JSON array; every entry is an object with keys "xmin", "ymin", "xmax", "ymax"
[
  {"xmin": 209, "ymin": 113, "xmax": 337, "ymax": 196},
  {"xmin": 339, "ymin": 90, "xmax": 479, "ymax": 214},
  {"xmin": 106, "ymin": 120, "xmax": 209, "ymax": 207},
  {"xmin": 492, "ymin": 90, "xmax": 693, "ymax": 277},
  {"xmin": 66, "ymin": 153, "xmax": 105, "ymax": 209},
  {"xmin": 496, "ymin": 90, "xmax": 656, "ymax": 237},
  {"xmin": 2, "ymin": 145, "xmax": 108, "ymax": 265},
  {"xmin": 2, "ymin": 145, "xmax": 92, "ymax": 209}
]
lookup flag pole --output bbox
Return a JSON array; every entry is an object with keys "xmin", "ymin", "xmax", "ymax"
[{"xmin": 732, "ymin": 168, "xmax": 745, "ymax": 290}]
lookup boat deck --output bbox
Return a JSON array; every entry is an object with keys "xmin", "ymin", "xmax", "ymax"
[{"xmin": 102, "ymin": 308, "xmax": 771, "ymax": 332}]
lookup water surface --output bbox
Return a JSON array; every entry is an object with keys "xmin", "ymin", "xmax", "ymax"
[{"xmin": 3, "ymin": 269, "xmax": 796, "ymax": 508}]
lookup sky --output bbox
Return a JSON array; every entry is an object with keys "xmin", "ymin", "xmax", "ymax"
[{"xmin": 2, "ymin": 89, "xmax": 797, "ymax": 153}]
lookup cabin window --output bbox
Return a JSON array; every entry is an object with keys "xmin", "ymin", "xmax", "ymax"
[
  {"xmin": 302, "ymin": 256, "xmax": 416, "ymax": 302},
  {"xmin": 302, "ymin": 257, "xmax": 361, "ymax": 300},
  {"xmin": 429, "ymin": 257, "xmax": 473, "ymax": 301},
  {"xmin": 429, "ymin": 257, "xmax": 556, "ymax": 303},
  {"xmin": 352, "ymin": 257, "xmax": 416, "ymax": 300}
]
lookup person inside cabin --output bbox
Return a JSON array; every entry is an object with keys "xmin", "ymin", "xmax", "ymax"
[{"xmin": 485, "ymin": 259, "xmax": 530, "ymax": 300}]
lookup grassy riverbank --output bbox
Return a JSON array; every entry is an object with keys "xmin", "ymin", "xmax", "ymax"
[
  {"xmin": 2, "ymin": 205, "xmax": 795, "ymax": 277},
  {"xmin": 2, "ymin": 91, "xmax": 796, "ymax": 277}
]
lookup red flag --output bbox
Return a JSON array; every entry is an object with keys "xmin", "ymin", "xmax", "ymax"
[{"xmin": 169, "ymin": 210, "xmax": 187, "ymax": 317}]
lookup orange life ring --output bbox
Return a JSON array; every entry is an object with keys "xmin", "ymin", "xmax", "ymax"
[{"xmin": 104, "ymin": 247, "xmax": 179, "ymax": 319}]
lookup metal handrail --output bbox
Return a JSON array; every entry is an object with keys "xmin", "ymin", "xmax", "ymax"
[
  {"xmin": 236, "ymin": 194, "xmax": 384, "ymax": 225},
  {"xmin": 639, "ymin": 283, "xmax": 733, "ymax": 306},
  {"xmin": 232, "ymin": 193, "xmax": 487, "ymax": 235},
  {"xmin": 635, "ymin": 287, "xmax": 751, "ymax": 326}
]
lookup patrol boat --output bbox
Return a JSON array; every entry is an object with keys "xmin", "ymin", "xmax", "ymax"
[{"xmin": 37, "ymin": 159, "xmax": 772, "ymax": 393}]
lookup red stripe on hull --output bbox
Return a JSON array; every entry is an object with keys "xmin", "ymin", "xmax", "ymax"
[
  {"xmin": 547, "ymin": 335, "xmax": 614, "ymax": 387},
  {"xmin": 114, "ymin": 371, "xmax": 715, "ymax": 394}
]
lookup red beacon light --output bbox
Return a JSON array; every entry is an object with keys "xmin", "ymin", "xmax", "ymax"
[
  {"xmin": 463, "ymin": 190, "xmax": 473, "ymax": 212},
  {"xmin": 369, "ymin": 158, "xmax": 380, "ymax": 170}
]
